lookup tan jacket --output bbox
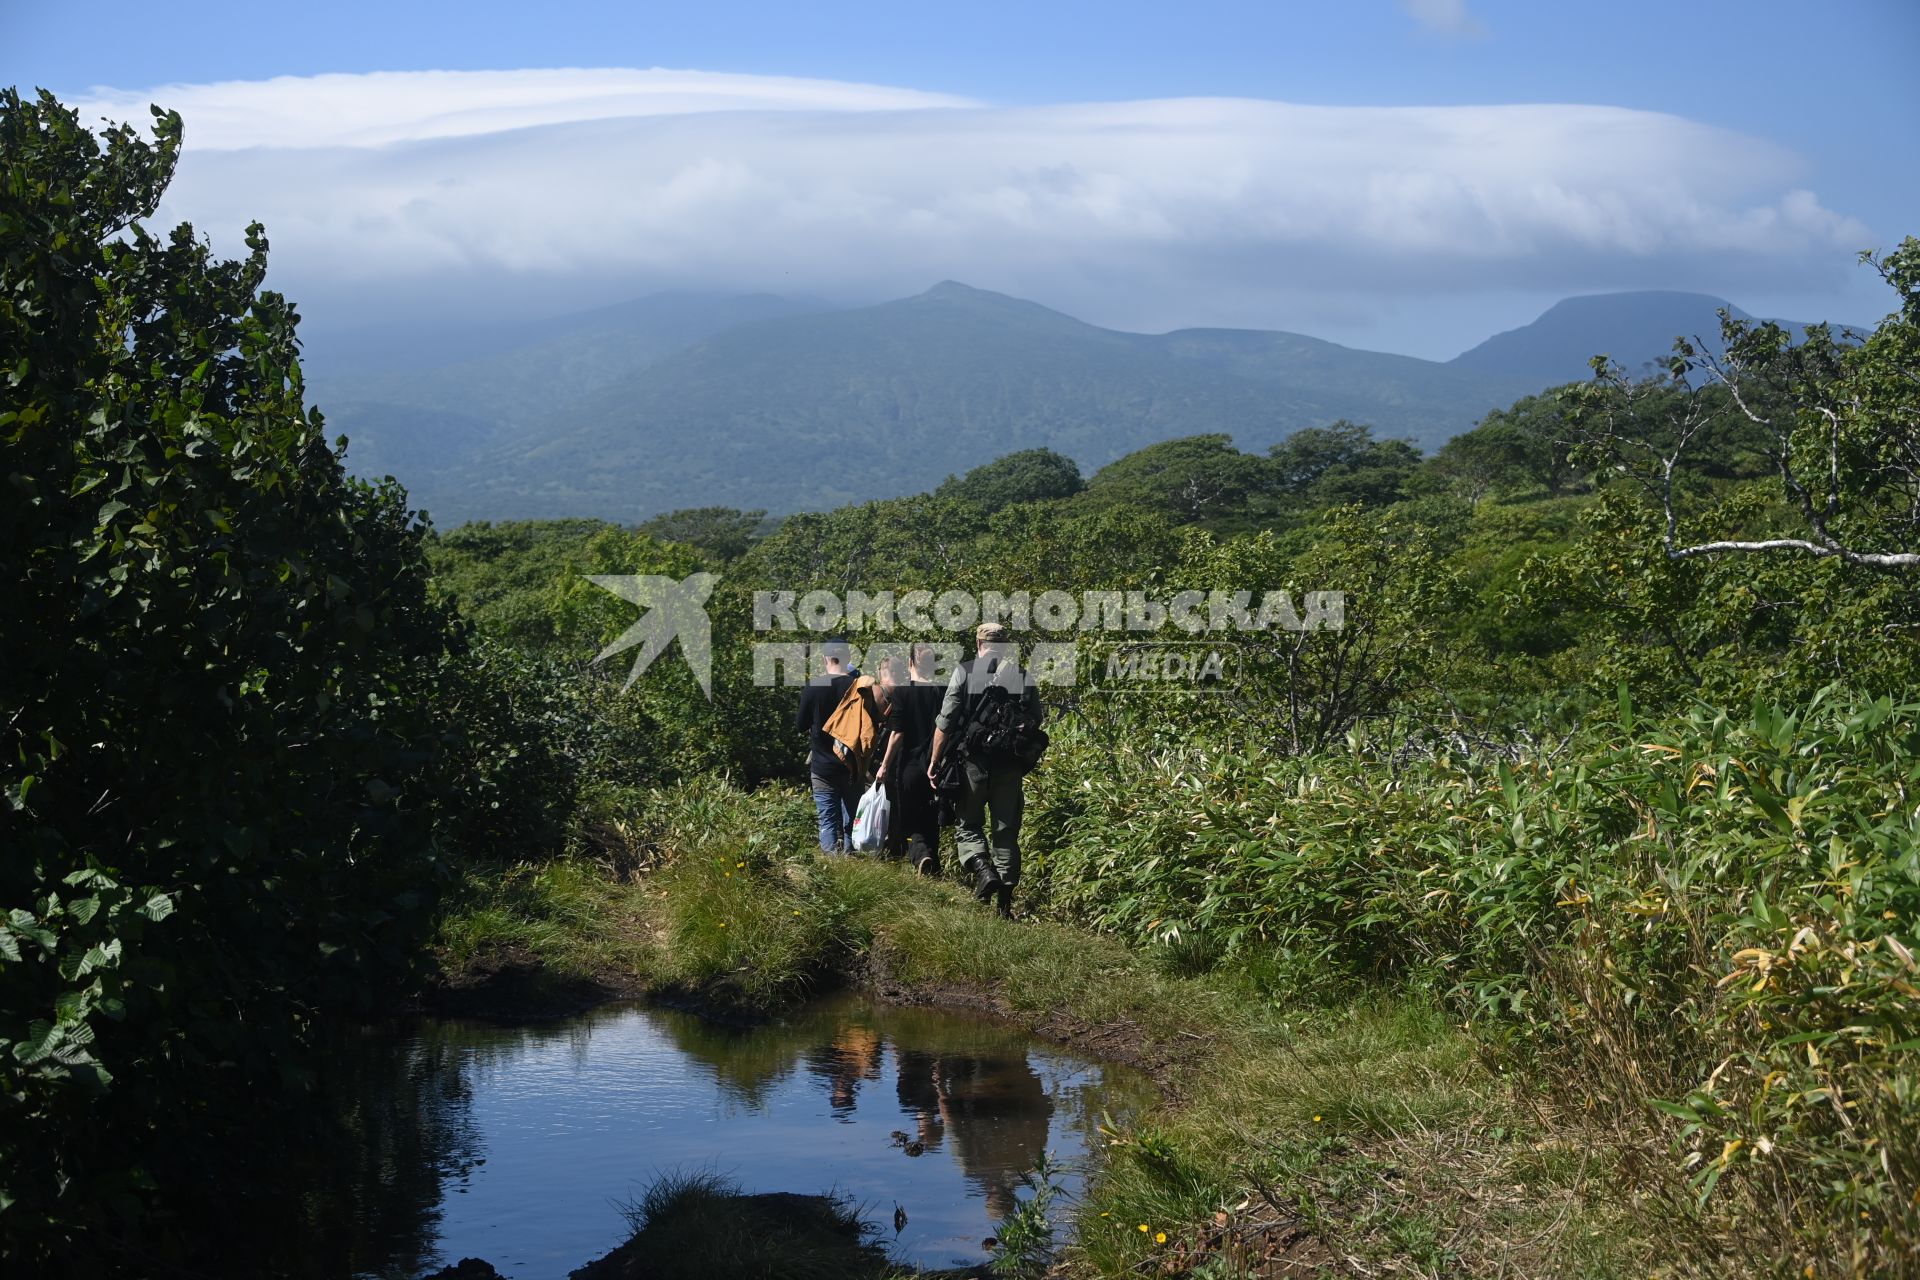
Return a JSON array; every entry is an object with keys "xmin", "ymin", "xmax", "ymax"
[{"xmin": 823, "ymin": 675, "xmax": 882, "ymax": 784}]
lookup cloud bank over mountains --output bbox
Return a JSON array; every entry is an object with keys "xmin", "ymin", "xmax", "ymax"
[
  {"xmin": 75, "ymin": 68, "xmax": 975, "ymax": 149},
  {"xmin": 71, "ymin": 68, "xmax": 1874, "ymax": 350}
]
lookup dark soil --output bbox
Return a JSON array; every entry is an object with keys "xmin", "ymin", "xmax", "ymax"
[
  {"xmin": 414, "ymin": 942, "xmax": 646, "ymax": 1021},
  {"xmin": 415, "ymin": 942, "xmax": 781, "ymax": 1028}
]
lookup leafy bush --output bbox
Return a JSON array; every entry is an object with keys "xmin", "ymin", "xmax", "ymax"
[{"xmin": 0, "ymin": 91, "xmax": 457, "ymax": 1262}]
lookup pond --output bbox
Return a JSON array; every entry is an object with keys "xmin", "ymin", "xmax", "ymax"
[{"xmin": 295, "ymin": 994, "xmax": 1151, "ymax": 1279}]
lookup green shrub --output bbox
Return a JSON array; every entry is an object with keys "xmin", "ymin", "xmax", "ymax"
[
  {"xmin": 0, "ymin": 91, "xmax": 457, "ymax": 1262},
  {"xmin": 1029, "ymin": 692, "xmax": 1920, "ymax": 1272}
]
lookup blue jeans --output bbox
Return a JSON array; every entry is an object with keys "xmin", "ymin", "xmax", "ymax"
[{"xmin": 811, "ymin": 773, "xmax": 856, "ymax": 852}]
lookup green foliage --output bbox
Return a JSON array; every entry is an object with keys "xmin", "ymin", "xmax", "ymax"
[
  {"xmin": 0, "ymin": 90, "xmax": 457, "ymax": 1259},
  {"xmin": 1066, "ymin": 423, "xmax": 1424, "ymax": 537},
  {"xmin": 1442, "ymin": 496, "xmax": 1586, "ymax": 674},
  {"xmin": 430, "ymin": 518, "xmax": 804, "ymax": 787},
  {"xmin": 432, "ymin": 637, "xmax": 595, "ymax": 860},
  {"xmin": 936, "ymin": 447, "xmax": 1084, "ymax": 510},
  {"xmin": 1028, "ymin": 692, "xmax": 1920, "ymax": 1273},
  {"xmin": 1431, "ymin": 390, "xmax": 1589, "ymax": 501},
  {"xmin": 983, "ymin": 500, "xmax": 1183, "ymax": 597},
  {"xmin": 1521, "ymin": 483, "xmax": 1919, "ymax": 706},
  {"xmin": 988, "ymin": 1153, "xmax": 1068, "ymax": 1278},
  {"xmin": 1621, "ymin": 695, "xmax": 1920, "ymax": 1264},
  {"xmin": 1568, "ymin": 244, "xmax": 1920, "ymax": 576},
  {"xmin": 1268, "ymin": 419, "xmax": 1423, "ymax": 510},
  {"xmin": 637, "ymin": 505, "xmax": 769, "ymax": 561},
  {"xmin": 1084, "ymin": 434, "xmax": 1272, "ymax": 529},
  {"xmin": 427, "ymin": 518, "xmax": 627, "ymax": 647},
  {"xmin": 1169, "ymin": 505, "xmax": 1468, "ymax": 753}
]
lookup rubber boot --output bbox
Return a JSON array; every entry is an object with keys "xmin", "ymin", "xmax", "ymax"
[
  {"xmin": 966, "ymin": 857, "xmax": 1001, "ymax": 903},
  {"xmin": 994, "ymin": 884, "xmax": 1014, "ymax": 920}
]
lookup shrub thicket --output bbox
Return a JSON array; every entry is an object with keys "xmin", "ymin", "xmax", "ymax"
[{"xmin": 0, "ymin": 91, "xmax": 462, "ymax": 1264}]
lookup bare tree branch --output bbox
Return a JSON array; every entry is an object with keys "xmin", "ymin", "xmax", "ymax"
[{"xmin": 1569, "ymin": 277, "xmax": 1919, "ymax": 570}]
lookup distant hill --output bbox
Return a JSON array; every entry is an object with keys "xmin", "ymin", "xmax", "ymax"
[
  {"xmin": 313, "ymin": 281, "xmax": 1841, "ymax": 524},
  {"xmin": 317, "ymin": 291, "xmax": 830, "ymax": 482},
  {"xmin": 1449, "ymin": 290, "xmax": 1827, "ymax": 386},
  {"xmin": 340, "ymin": 282, "xmax": 1541, "ymax": 523}
]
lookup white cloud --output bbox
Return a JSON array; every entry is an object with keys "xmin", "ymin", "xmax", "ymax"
[
  {"xmin": 1398, "ymin": 0, "xmax": 1488, "ymax": 39},
  {"xmin": 70, "ymin": 69, "xmax": 1872, "ymax": 346},
  {"xmin": 71, "ymin": 68, "xmax": 974, "ymax": 149}
]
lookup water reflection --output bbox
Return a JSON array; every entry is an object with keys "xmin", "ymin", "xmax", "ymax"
[
  {"xmin": 206, "ymin": 1023, "xmax": 486, "ymax": 1280},
  {"xmin": 236, "ymin": 994, "xmax": 1146, "ymax": 1279},
  {"xmin": 661, "ymin": 999, "xmax": 1066, "ymax": 1219},
  {"xmin": 809, "ymin": 1023, "xmax": 887, "ymax": 1116},
  {"xmin": 895, "ymin": 1047, "xmax": 1052, "ymax": 1219}
]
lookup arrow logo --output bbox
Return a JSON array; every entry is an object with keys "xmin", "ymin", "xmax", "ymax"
[{"xmin": 586, "ymin": 573, "xmax": 720, "ymax": 697}]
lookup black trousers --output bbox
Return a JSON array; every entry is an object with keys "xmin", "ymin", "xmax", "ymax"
[{"xmin": 886, "ymin": 764, "xmax": 941, "ymax": 867}]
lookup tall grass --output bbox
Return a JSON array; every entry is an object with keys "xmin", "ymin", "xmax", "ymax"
[{"xmin": 1029, "ymin": 691, "xmax": 1920, "ymax": 1275}]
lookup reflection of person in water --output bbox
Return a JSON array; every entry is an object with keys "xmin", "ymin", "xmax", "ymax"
[
  {"xmin": 893, "ymin": 1048, "xmax": 1053, "ymax": 1221},
  {"xmin": 807, "ymin": 1024, "xmax": 885, "ymax": 1118},
  {"xmin": 893, "ymin": 1048, "xmax": 945, "ymax": 1150}
]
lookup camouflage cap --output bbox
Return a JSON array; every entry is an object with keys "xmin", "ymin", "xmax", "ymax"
[{"xmin": 975, "ymin": 621, "xmax": 1011, "ymax": 644}]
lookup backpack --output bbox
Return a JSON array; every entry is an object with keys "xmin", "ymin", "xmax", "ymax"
[{"xmin": 955, "ymin": 662, "xmax": 1049, "ymax": 775}]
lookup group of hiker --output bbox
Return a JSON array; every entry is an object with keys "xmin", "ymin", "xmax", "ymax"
[{"xmin": 794, "ymin": 622, "xmax": 1047, "ymax": 918}]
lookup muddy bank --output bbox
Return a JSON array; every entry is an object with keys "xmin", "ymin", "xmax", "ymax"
[
  {"xmin": 858, "ymin": 955, "xmax": 1204, "ymax": 1095},
  {"xmin": 416, "ymin": 942, "xmax": 648, "ymax": 1020},
  {"xmin": 417, "ymin": 941, "xmax": 785, "ymax": 1028}
]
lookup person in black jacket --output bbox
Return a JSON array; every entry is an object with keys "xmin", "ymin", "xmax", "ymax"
[
  {"xmin": 795, "ymin": 639, "xmax": 857, "ymax": 852},
  {"xmin": 926, "ymin": 623, "xmax": 1044, "ymax": 917},
  {"xmin": 875, "ymin": 641, "xmax": 946, "ymax": 876}
]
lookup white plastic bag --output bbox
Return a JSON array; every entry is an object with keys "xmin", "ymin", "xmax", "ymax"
[{"xmin": 851, "ymin": 779, "xmax": 891, "ymax": 852}]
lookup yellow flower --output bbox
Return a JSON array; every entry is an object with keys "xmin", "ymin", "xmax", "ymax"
[
  {"xmin": 1313, "ymin": 1114, "xmax": 1322, "ymax": 1123},
  {"xmin": 1137, "ymin": 1224, "xmax": 1149, "ymax": 1233},
  {"xmin": 724, "ymin": 871, "xmax": 733, "ymax": 878},
  {"xmin": 1155, "ymin": 1232, "xmax": 1167, "ymax": 1244},
  {"xmin": 718, "ymin": 922, "xmax": 727, "ymax": 928},
  {"xmin": 736, "ymin": 861, "xmax": 745, "ymax": 868}
]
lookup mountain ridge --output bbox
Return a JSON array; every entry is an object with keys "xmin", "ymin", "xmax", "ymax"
[
  {"xmin": 1449, "ymin": 288, "xmax": 1845, "ymax": 384},
  {"xmin": 311, "ymin": 282, "xmax": 1835, "ymax": 524}
]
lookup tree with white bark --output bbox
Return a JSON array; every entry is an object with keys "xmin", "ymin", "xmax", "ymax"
[{"xmin": 1572, "ymin": 238, "xmax": 1919, "ymax": 571}]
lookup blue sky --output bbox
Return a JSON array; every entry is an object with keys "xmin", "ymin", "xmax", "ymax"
[{"xmin": 6, "ymin": 0, "xmax": 1915, "ymax": 357}]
